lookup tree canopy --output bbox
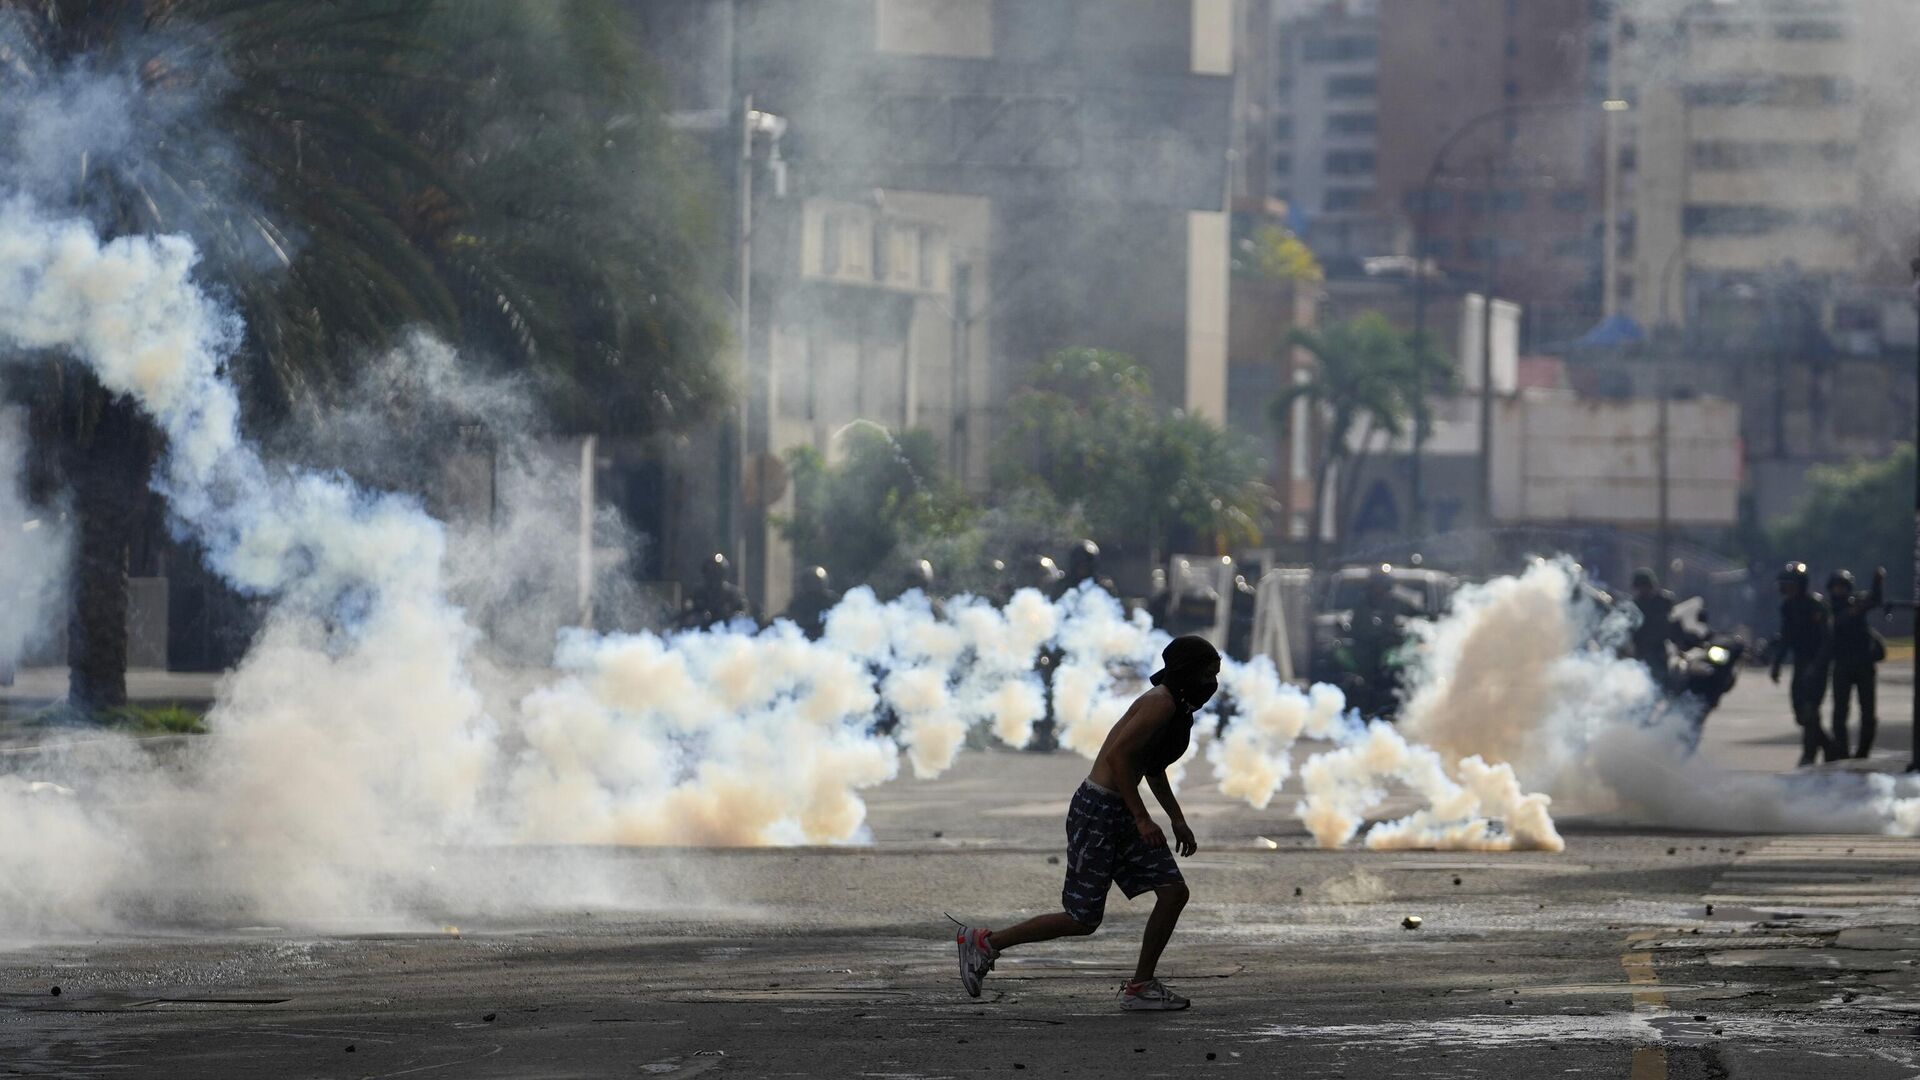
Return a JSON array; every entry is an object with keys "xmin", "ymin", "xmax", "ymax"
[
  {"xmin": 1768, "ymin": 443, "xmax": 1912, "ymax": 604},
  {"xmin": 995, "ymin": 348, "xmax": 1269, "ymax": 561},
  {"xmin": 0, "ymin": 0, "xmax": 727, "ymax": 431},
  {"xmin": 779, "ymin": 425, "xmax": 975, "ymax": 590},
  {"xmin": 1272, "ymin": 313, "xmax": 1452, "ymax": 559}
]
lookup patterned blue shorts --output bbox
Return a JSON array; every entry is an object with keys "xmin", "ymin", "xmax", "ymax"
[{"xmin": 1061, "ymin": 780, "xmax": 1184, "ymax": 928}]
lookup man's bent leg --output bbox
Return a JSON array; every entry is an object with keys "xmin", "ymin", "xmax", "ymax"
[
  {"xmin": 991, "ymin": 912, "xmax": 1097, "ymax": 950},
  {"xmin": 1131, "ymin": 883, "xmax": 1189, "ymax": 984}
]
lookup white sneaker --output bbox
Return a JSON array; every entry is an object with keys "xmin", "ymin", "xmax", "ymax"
[
  {"xmin": 1119, "ymin": 978, "xmax": 1190, "ymax": 1011},
  {"xmin": 955, "ymin": 927, "xmax": 997, "ymax": 998}
]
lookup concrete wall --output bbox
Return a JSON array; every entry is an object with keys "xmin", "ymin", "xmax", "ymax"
[
  {"xmin": 1186, "ymin": 210, "xmax": 1231, "ymax": 423},
  {"xmin": 1489, "ymin": 394, "xmax": 1742, "ymax": 527}
]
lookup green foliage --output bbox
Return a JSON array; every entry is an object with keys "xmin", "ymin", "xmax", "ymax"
[
  {"xmin": 778, "ymin": 425, "xmax": 976, "ymax": 588},
  {"xmin": 1234, "ymin": 224, "xmax": 1324, "ymax": 283},
  {"xmin": 1271, "ymin": 313, "xmax": 1453, "ymax": 554},
  {"xmin": 32, "ymin": 701, "xmax": 207, "ymax": 734},
  {"xmin": 995, "ymin": 348, "xmax": 1270, "ymax": 555},
  {"xmin": 1768, "ymin": 443, "xmax": 1913, "ymax": 601},
  {"xmin": 0, "ymin": 0, "xmax": 727, "ymax": 431}
]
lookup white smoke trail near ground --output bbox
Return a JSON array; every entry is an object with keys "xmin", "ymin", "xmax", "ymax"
[
  {"xmin": 1394, "ymin": 560, "xmax": 1920, "ymax": 838},
  {"xmin": 7, "ymin": 192, "xmax": 1915, "ymax": 933},
  {"xmin": 0, "ymin": 198, "xmax": 1203, "ymax": 928},
  {"xmin": 1207, "ymin": 652, "xmax": 1564, "ymax": 853}
]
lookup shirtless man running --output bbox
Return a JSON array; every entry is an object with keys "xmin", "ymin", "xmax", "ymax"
[{"xmin": 952, "ymin": 635, "xmax": 1219, "ymax": 1010}]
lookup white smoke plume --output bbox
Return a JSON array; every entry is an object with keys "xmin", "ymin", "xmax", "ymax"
[
  {"xmin": 0, "ymin": 197, "xmax": 1202, "ymax": 930},
  {"xmin": 1392, "ymin": 560, "xmax": 1920, "ymax": 838},
  {"xmin": 6, "ymin": 202, "xmax": 1915, "ymax": 932}
]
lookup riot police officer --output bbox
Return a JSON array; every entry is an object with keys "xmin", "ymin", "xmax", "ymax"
[
  {"xmin": 1828, "ymin": 567, "xmax": 1886, "ymax": 758},
  {"xmin": 678, "ymin": 552, "xmax": 754, "ymax": 630},
  {"xmin": 1626, "ymin": 568, "xmax": 1693, "ymax": 688},
  {"xmin": 785, "ymin": 565, "xmax": 839, "ymax": 641},
  {"xmin": 1770, "ymin": 561, "xmax": 1841, "ymax": 766},
  {"xmin": 1053, "ymin": 539, "xmax": 1117, "ymax": 600}
]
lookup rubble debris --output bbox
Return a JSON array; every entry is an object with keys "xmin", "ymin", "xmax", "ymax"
[{"xmin": 1402, "ymin": 916, "xmax": 1423, "ymax": 930}]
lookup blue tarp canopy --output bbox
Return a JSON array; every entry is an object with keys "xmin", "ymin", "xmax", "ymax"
[{"xmin": 1571, "ymin": 313, "xmax": 1647, "ymax": 348}]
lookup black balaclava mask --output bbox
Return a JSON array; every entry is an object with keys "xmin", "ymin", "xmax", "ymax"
[{"xmin": 1150, "ymin": 635, "xmax": 1221, "ymax": 711}]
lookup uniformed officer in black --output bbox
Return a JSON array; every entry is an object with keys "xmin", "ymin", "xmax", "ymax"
[
  {"xmin": 1827, "ymin": 567, "xmax": 1886, "ymax": 758},
  {"xmin": 785, "ymin": 565, "xmax": 839, "ymax": 641},
  {"xmin": 1052, "ymin": 539, "xmax": 1118, "ymax": 600},
  {"xmin": 678, "ymin": 552, "xmax": 755, "ymax": 630},
  {"xmin": 1770, "ymin": 561, "xmax": 1841, "ymax": 766},
  {"xmin": 1626, "ymin": 568, "xmax": 1693, "ymax": 689}
]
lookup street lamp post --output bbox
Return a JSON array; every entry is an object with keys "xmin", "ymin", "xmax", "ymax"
[
  {"xmin": 1408, "ymin": 99, "xmax": 1628, "ymax": 553},
  {"xmin": 1908, "ymin": 254, "xmax": 1919, "ymax": 771}
]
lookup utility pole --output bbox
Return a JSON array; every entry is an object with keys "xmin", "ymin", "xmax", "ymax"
[
  {"xmin": 1477, "ymin": 161, "xmax": 1499, "ymax": 573},
  {"xmin": 1908, "ymin": 254, "xmax": 1919, "ymax": 771},
  {"xmin": 734, "ymin": 91, "xmax": 755, "ymax": 582}
]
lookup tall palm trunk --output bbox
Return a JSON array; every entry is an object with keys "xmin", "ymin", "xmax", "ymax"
[{"xmin": 63, "ymin": 394, "xmax": 153, "ymax": 714}]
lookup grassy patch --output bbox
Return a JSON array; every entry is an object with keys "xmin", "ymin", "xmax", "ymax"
[{"xmin": 31, "ymin": 701, "xmax": 208, "ymax": 734}]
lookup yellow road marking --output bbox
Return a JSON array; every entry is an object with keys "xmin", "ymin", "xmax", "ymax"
[{"xmin": 1623, "ymin": 930, "xmax": 1668, "ymax": 1079}]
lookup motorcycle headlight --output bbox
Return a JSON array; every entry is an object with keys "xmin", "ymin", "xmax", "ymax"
[{"xmin": 1706, "ymin": 645, "xmax": 1730, "ymax": 665}]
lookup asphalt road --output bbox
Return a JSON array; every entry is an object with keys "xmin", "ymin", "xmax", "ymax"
[{"xmin": 2, "ymin": 673, "xmax": 1918, "ymax": 1078}]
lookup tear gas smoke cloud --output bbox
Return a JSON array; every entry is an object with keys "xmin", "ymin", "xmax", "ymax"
[
  {"xmin": 1393, "ymin": 560, "xmax": 1920, "ymax": 838},
  {"xmin": 0, "ymin": 200, "xmax": 1906, "ymax": 933},
  {"xmin": 0, "ymin": 187, "xmax": 1565, "ymax": 929},
  {"xmin": 0, "ymin": 198, "xmax": 1188, "ymax": 930}
]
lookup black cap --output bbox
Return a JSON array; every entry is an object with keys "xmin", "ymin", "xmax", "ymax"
[
  {"xmin": 1828, "ymin": 568, "xmax": 1854, "ymax": 590},
  {"xmin": 1631, "ymin": 567, "xmax": 1657, "ymax": 590},
  {"xmin": 1778, "ymin": 561, "xmax": 1808, "ymax": 584},
  {"xmin": 1150, "ymin": 635, "xmax": 1221, "ymax": 688}
]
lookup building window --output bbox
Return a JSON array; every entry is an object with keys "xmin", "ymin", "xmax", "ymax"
[
  {"xmin": 1419, "ymin": 238, "xmax": 1453, "ymax": 258},
  {"xmin": 1686, "ymin": 75, "xmax": 1855, "ymax": 107},
  {"xmin": 1693, "ymin": 19, "xmax": 1756, "ymax": 40},
  {"xmin": 917, "ymin": 227, "xmax": 938, "ymax": 288},
  {"xmin": 1552, "ymin": 237, "xmax": 1589, "ymax": 258},
  {"xmin": 821, "ymin": 214, "xmax": 842, "ymax": 274},
  {"xmin": 872, "ymin": 222, "xmax": 891, "ymax": 283},
  {"xmin": 1274, "ymin": 116, "xmax": 1294, "ymax": 141},
  {"xmin": 1775, "ymin": 20, "xmax": 1845, "ymax": 41},
  {"xmin": 1324, "ymin": 150, "xmax": 1376, "ymax": 176},
  {"xmin": 1404, "ymin": 190, "xmax": 1453, "ymax": 213},
  {"xmin": 1552, "ymin": 191, "xmax": 1591, "ymax": 213},
  {"xmin": 1682, "ymin": 205, "xmax": 1854, "ymax": 236},
  {"xmin": 1492, "ymin": 190, "xmax": 1527, "ymax": 213},
  {"xmin": 1325, "ymin": 188, "xmax": 1371, "ymax": 211},
  {"xmin": 1326, "ymin": 74, "xmax": 1377, "ymax": 98},
  {"xmin": 1302, "ymin": 35, "xmax": 1378, "ymax": 62},
  {"xmin": 1466, "ymin": 237, "xmax": 1529, "ymax": 260},
  {"xmin": 1692, "ymin": 140, "xmax": 1859, "ymax": 170},
  {"xmin": 1326, "ymin": 113, "xmax": 1377, "ymax": 136},
  {"xmin": 1273, "ymin": 152, "xmax": 1293, "ymax": 175}
]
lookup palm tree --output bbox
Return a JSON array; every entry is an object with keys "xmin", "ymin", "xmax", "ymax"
[
  {"xmin": 1271, "ymin": 313, "xmax": 1453, "ymax": 566},
  {"xmin": 0, "ymin": 1, "xmax": 725, "ymax": 711}
]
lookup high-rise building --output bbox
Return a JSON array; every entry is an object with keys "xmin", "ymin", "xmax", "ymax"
[
  {"xmin": 634, "ymin": 0, "xmax": 1237, "ymax": 612},
  {"xmin": 1616, "ymin": 0, "xmax": 1871, "ymax": 334},
  {"xmin": 1261, "ymin": 0, "xmax": 1396, "ymax": 263},
  {"xmin": 1375, "ymin": 0, "xmax": 1608, "ymax": 343}
]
